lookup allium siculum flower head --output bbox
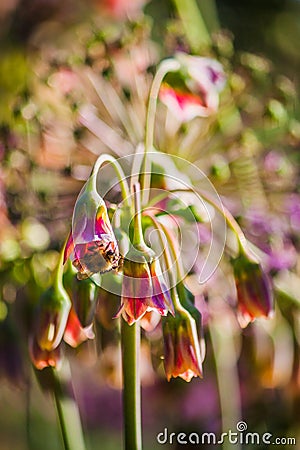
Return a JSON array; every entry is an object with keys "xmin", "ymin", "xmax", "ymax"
[
  {"xmin": 159, "ymin": 53, "xmax": 226, "ymax": 122},
  {"xmin": 64, "ymin": 176, "xmax": 120, "ymax": 279},
  {"xmin": 33, "ymin": 285, "xmax": 71, "ymax": 352},
  {"xmin": 231, "ymin": 249, "xmax": 274, "ymax": 328},
  {"xmin": 120, "ymin": 245, "xmax": 174, "ymax": 325},
  {"xmin": 162, "ymin": 296, "xmax": 203, "ymax": 382}
]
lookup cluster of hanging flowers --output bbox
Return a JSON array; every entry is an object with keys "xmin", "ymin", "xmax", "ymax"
[{"xmin": 29, "ymin": 53, "xmax": 273, "ymax": 382}]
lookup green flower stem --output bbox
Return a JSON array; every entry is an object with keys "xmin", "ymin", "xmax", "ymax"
[
  {"xmin": 143, "ymin": 214, "xmax": 176, "ymax": 288},
  {"xmin": 172, "ymin": 0, "xmax": 212, "ymax": 52},
  {"xmin": 121, "ymin": 320, "xmax": 142, "ymax": 450},
  {"xmin": 143, "ymin": 214, "xmax": 184, "ymax": 312},
  {"xmin": 91, "ymin": 153, "xmax": 131, "ymax": 206},
  {"xmin": 54, "ymin": 239, "xmax": 68, "ymax": 291},
  {"xmin": 154, "ymin": 218, "xmax": 185, "ymax": 282},
  {"xmin": 51, "ymin": 366, "xmax": 86, "ymax": 450},
  {"xmin": 140, "ymin": 59, "xmax": 180, "ymax": 205},
  {"xmin": 121, "ymin": 182, "xmax": 143, "ymax": 450},
  {"xmin": 132, "ymin": 182, "xmax": 146, "ymax": 247}
]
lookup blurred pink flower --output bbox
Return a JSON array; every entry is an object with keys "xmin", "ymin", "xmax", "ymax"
[
  {"xmin": 159, "ymin": 54, "xmax": 226, "ymax": 122},
  {"xmin": 95, "ymin": 0, "xmax": 147, "ymax": 19},
  {"xmin": 232, "ymin": 251, "xmax": 273, "ymax": 328}
]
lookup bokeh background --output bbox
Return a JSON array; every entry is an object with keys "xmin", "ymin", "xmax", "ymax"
[{"xmin": 1, "ymin": 1, "xmax": 300, "ymax": 449}]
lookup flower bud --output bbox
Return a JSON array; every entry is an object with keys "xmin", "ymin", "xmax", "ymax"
[
  {"xmin": 162, "ymin": 298, "xmax": 203, "ymax": 382},
  {"xmin": 34, "ymin": 285, "xmax": 71, "ymax": 351},
  {"xmin": 177, "ymin": 282, "xmax": 206, "ymax": 362},
  {"xmin": 71, "ymin": 277, "xmax": 98, "ymax": 328},
  {"xmin": 232, "ymin": 250, "xmax": 273, "ymax": 327}
]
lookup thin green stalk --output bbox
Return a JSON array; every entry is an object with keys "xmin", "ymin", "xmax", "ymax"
[
  {"xmin": 51, "ymin": 366, "xmax": 86, "ymax": 450},
  {"xmin": 132, "ymin": 182, "xmax": 146, "ymax": 248},
  {"xmin": 121, "ymin": 320, "xmax": 142, "ymax": 450},
  {"xmin": 154, "ymin": 218, "xmax": 185, "ymax": 282},
  {"xmin": 172, "ymin": 0, "xmax": 211, "ymax": 52},
  {"xmin": 148, "ymin": 188, "xmax": 248, "ymax": 252},
  {"xmin": 140, "ymin": 59, "xmax": 180, "ymax": 205},
  {"xmin": 54, "ymin": 239, "xmax": 68, "ymax": 291},
  {"xmin": 143, "ymin": 214, "xmax": 186, "ymax": 312},
  {"xmin": 144, "ymin": 214, "xmax": 177, "ymax": 288},
  {"xmin": 190, "ymin": 188, "xmax": 248, "ymax": 251},
  {"xmin": 120, "ymin": 182, "xmax": 144, "ymax": 450},
  {"xmin": 91, "ymin": 153, "xmax": 131, "ymax": 206}
]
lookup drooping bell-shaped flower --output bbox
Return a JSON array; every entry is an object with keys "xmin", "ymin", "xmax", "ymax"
[
  {"xmin": 71, "ymin": 276, "xmax": 98, "ymax": 327},
  {"xmin": 150, "ymin": 258, "xmax": 175, "ymax": 315},
  {"xmin": 63, "ymin": 276, "xmax": 97, "ymax": 347},
  {"xmin": 159, "ymin": 84, "xmax": 211, "ymax": 122},
  {"xmin": 63, "ymin": 306, "xmax": 95, "ymax": 348},
  {"xmin": 176, "ymin": 52, "xmax": 226, "ymax": 94},
  {"xmin": 64, "ymin": 175, "xmax": 120, "ymax": 279},
  {"xmin": 231, "ymin": 249, "xmax": 273, "ymax": 328},
  {"xmin": 176, "ymin": 281, "xmax": 206, "ymax": 362},
  {"xmin": 29, "ymin": 337, "xmax": 62, "ymax": 370},
  {"xmin": 159, "ymin": 53, "xmax": 226, "ymax": 122},
  {"xmin": 33, "ymin": 284, "xmax": 71, "ymax": 352},
  {"xmin": 162, "ymin": 296, "xmax": 203, "ymax": 382},
  {"xmin": 121, "ymin": 251, "xmax": 152, "ymax": 324},
  {"xmin": 120, "ymin": 247, "xmax": 174, "ymax": 325},
  {"xmin": 29, "ymin": 245, "xmax": 71, "ymax": 368}
]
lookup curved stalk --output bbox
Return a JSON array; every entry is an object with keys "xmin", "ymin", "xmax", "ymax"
[
  {"xmin": 143, "ymin": 214, "xmax": 185, "ymax": 311},
  {"xmin": 91, "ymin": 153, "xmax": 131, "ymax": 207},
  {"xmin": 140, "ymin": 59, "xmax": 180, "ymax": 205},
  {"xmin": 153, "ymin": 218, "xmax": 186, "ymax": 282},
  {"xmin": 54, "ymin": 239, "xmax": 68, "ymax": 291},
  {"xmin": 143, "ymin": 214, "xmax": 177, "ymax": 287},
  {"xmin": 147, "ymin": 188, "xmax": 248, "ymax": 253}
]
